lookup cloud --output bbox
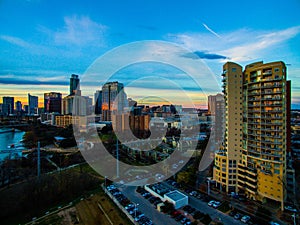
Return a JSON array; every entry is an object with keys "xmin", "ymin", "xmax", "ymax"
[
  {"xmin": 54, "ymin": 15, "xmax": 107, "ymax": 47},
  {"xmin": 0, "ymin": 77, "xmax": 68, "ymax": 86},
  {"xmin": 221, "ymin": 26, "xmax": 300, "ymax": 61},
  {"xmin": 0, "ymin": 35, "xmax": 32, "ymax": 48},
  {"xmin": 167, "ymin": 26, "xmax": 300, "ymax": 62},
  {"xmin": 182, "ymin": 51, "xmax": 227, "ymax": 60}
]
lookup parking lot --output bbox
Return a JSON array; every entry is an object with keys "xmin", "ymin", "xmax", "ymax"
[{"xmin": 117, "ymin": 181, "xmax": 247, "ymax": 225}]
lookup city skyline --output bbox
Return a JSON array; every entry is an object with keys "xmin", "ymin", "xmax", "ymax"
[{"xmin": 0, "ymin": 0, "xmax": 300, "ymax": 108}]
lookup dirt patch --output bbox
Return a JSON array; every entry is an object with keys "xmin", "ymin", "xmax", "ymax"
[{"xmin": 57, "ymin": 207, "xmax": 78, "ymax": 225}]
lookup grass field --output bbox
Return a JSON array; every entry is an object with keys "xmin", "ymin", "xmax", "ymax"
[{"xmin": 34, "ymin": 189, "xmax": 133, "ymax": 225}]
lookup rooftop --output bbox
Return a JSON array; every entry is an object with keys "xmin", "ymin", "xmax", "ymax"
[{"xmin": 164, "ymin": 190, "xmax": 187, "ymax": 201}]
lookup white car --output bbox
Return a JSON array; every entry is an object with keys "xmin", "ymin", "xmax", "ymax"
[
  {"xmin": 212, "ymin": 201, "xmax": 221, "ymax": 208},
  {"xmin": 284, "ymin": 205, "xmax": 297, "ymax": 212},
  {"xmin": 208, "ymin": 200, "xmax": 215, "ymax": 206},
  {"xmin": 269, "ymin": 222, "xmax": 280, "ymax": 225},
  {"xmin": 241, "ymin": 215, "xmax": 251, "ymax": 223}
]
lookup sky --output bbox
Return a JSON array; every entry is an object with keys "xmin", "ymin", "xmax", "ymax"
[{"xmin": 0, "ymin": 0, "xmax": 300, "ymax": 108}]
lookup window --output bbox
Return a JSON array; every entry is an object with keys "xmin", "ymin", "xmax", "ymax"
[
  {"xmin": 274, "ymin": 169, "xmax": 280, "ymax": 174},
  {"xmin": 274, "ymin": 68, "xmax": 279, "ymax": 72},
  {"xmin": 232, "ymin": 68, "xmax": 237, "ymax": 72}
]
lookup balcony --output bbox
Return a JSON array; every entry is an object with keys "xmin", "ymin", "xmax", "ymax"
[
  {"xmin": 248, "ymin": 98, "xmax": 261, "ymax": 102},
  {"xmin": 261, "ymin": 97, "xmax": 282, "ymax": 101},
  {"xmin": 260, "ymin": 116, "xmax": 282, "ymax": 119},
  {"xmin": 238, "ymin": 175, "xmax": 247, "ymax": 182},
  {"xmin": 260, "ymin": 169, "xmax": 272, "ymax": 175},
  {"xmin": 237, "ymin": 182, "xmax": 245, "ymax": 189},
  {"xmin": 263, "ymin": 70, "xmax": 272, "ymax": 75},
  {"xmin": 261, "ymin": 90, "xmax": 283, "ymax": 95},
  {"xmin": 246, "ymin": 181, "xmax": 257, "ymax": 189},
  {"xmin": 248, "ymin": 92, "xmax": 260, "ymax": 96},
  {"xmin": 248, "ymin": 85, "xmax": 260, "ymax": 90},
  {"xmin": 261, "ymin": 110, "xmax": 282, "ymax": 113},
  {"xmin": 261, "ymin": 83, "xmax": 282, "ymax": 89},
  {"xmin": 245, "ymin": 185, "xmax": 257, "ymax": 194},
  {"xmin": 261, "ymin": 151, "xmax": 282, "ymax": 157}
]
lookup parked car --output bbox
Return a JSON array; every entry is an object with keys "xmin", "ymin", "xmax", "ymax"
[
  {"xmin": 208, "ymin": 200, "xmax": 215, "ymax": 207},
  {"xmin": 234, "ymin": 213, "xmax": 242, "ymax": 220},
  {"xmin": 284, "ymin": 205, "xmax": 297, "ymax": 212},
  {"xmin": 241, "ymin": 215, "xmax": 251, "ymax": 223},
  {"xmin": 229, "ymin": 210, "xmax": 236, "ymax": 217},
  {"xmin": 269, "ymin": 222, "xmax": 280, "ymax": 225},
  {"xmin": 212, "ymin": 201, "xmax": 221, "ymax": 208}
]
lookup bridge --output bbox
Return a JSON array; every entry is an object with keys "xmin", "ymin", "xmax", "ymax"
[
  {"xmin": 0, "ymin": 124, "xmax": 30, "ymax": 129},
  {"xmin": 0, "ymin": 149, "xmax": 24, "ymax": 154}
]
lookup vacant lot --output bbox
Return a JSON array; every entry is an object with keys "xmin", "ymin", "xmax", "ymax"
[{"xmin": 34, "ymin": 190, "xmax": 132, "ymax": 225}]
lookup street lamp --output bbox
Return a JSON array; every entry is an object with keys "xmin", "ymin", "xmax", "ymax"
[
  {"xmin": 104, "ymin": 176, "xmax": 107, "ymax": 189},
  {"xmin": 133, "ymin": 202, "xmax": 139, "ymax": 219},
  {"xmin": 207, "ymin": 177, "xmax": 212, "ymax": 196}
]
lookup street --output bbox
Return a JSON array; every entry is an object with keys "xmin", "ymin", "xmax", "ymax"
[{"xmin": 118, "ymin": 183, "xmax": 245, "ymax": 225}]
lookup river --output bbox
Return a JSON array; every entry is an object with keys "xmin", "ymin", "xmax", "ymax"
[{"xmin": 0, "ymin": 129, "xmax": 25, "ymax": 161}]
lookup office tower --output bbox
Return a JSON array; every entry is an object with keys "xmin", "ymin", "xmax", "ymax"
[
  {"xmin": 102, "ymin": 81, "xmax": 127, "ymax": 121},
  {"xmin": 70, "ymin": 74, "xmax": 80, "ymax": 95},
  {"xmin": 213, "ymin": 61, "xmax": 290, "ymax": 210},
  {"xmin": 15, "ymin": 101, "xmax": 22, "ymax": 114},
  {"xmin": 94, "ymin": 90, "xmax": 102, "ymax": 115},
  {"xmin": 44, "ymin": 92, "xmax": 62, "ymax": 114},
  {"xmin": 62, "ymin": 95, "xmax": 92, "ymax": 116},
  {"xmin": 24, "ymin": 105, "xmax": 28, "ymax": 114},
  {"xmin": 2, "ymin": 96, "xmax": 14, "ymax": 115},
  {"xmin": 28, "ymin": 93, "xmax": 38, "ymax": 115},
  {"xmin": 208, "ymin": 93, "xmax": 225, "ymax": 145}
]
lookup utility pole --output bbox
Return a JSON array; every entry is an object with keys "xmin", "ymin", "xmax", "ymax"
[
  {"xmin": 292, "ymin": 213, "xmax": 296, "ymax": 225},
  {"xmin": 116, "ymin": 138, "xmax": 119, "ymax": 178},
  {"xmin": 37, "ymin": 141, "xmax": 41, "ymax": 178}
]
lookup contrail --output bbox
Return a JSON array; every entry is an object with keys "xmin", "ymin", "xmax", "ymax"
[{"xmin": 203, "ymin": 23, "xmax": 221, "ymax": 38}]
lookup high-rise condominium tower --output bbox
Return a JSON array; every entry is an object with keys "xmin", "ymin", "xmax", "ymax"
[{"xmin": 213, "ymin": 61, "xmax": 290, "ymax": 210}]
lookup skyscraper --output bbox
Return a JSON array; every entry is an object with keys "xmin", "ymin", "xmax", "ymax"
[
  {"xmin": 213, "ymin": 62, "xmax": 243, "ymax": 194},
  {"xmin": 2, "ymin": 96, "xmax": 14, "ymax": 115},
  {"xmin": 102, "ymin": 81, "xmax": 127, "ymax": 121},
  {"xmin": 28, "ymin": 93, "xmax": 38, "ymax": 115},
  {"xmin": 44, "ymin": 92, "xmax": 62, "ymax": 114},
  {"xmin": 94, "ymin": 90, "xmax": 102, "ymax": 115},
  {"xmin": 15, "ymin": 101, "xmax": 22, "ymax": 114},
  {"xmin": 70, "ymin": 74, "xmax": 80, "ymax": 95},
  {"xmin": 208, "ymin": 93, "xmax": 225, "ymax": 145},
  {"xmin": 213, "ymin": 61, "xmax": 290, "ymax": 210}
]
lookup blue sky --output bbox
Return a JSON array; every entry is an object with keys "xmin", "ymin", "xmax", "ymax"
[{"xmin": 0, "ymin": 0, "xmax": 300, "ymax": 108}]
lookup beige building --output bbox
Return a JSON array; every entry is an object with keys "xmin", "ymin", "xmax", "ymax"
[
  {"xmin": 213, "ymin": 62, "xmax": 243, "ymax": 193},
  {"xmin": 213, "ymin": 61, "xmax": 291, "ymax": 210}
]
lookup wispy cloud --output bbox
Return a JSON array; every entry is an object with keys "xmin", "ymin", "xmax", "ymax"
[
  {"xmin": 202, "ymin": 23, "xmax": 221, "ymax": 38},
  {"xmin": 167, "ymin": 26, "xmax": 300, "ymax": 62},
  {"xmin": 54, "ymin": 15, "xmax": 107, "ymax": 47},
  {"xmin": 221, "ymin": 26, "xmax": 300, "ymax": 61},
  {"xmin": 0, "ymin": 77, "xmax": 68, "ymax": 86},
  {"xmin": 0, "ymin": 35, "xmax": 32, "ymax": 48}
]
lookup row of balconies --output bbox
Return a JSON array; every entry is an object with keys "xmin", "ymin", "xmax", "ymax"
[
  {"xmin": 261, "ymin": 151, "xmax": 282, "ymax": 157},
  {"xmin": 261, "ymin": 83, "xmax": 282, "ymax": 89},
  {"xmin": 261, "ymin": 97, "xmax": 282, "ymax": 101}
]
